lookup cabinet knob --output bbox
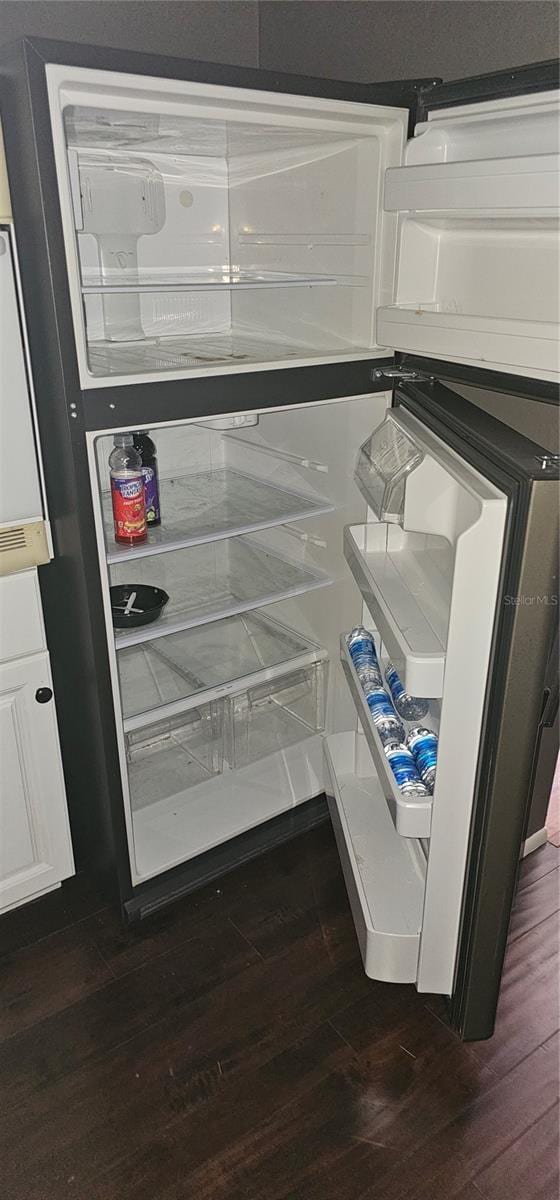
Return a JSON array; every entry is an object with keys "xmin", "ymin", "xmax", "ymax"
[{"xmin": 35, "ymin": 687, "xmax": 53, "ymax": 704}]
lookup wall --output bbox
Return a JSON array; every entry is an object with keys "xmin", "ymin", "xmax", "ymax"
[
  {"xmin": 257, "ymin": 1, "xmax": 559, "ymax": 82},
  {"xmin": 0, "ymin": 1, "xmax": 259, "ymax": 65}
]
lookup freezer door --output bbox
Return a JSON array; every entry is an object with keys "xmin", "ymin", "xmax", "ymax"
[{"xmin": 378, "ymin": 63, "xmax": 560, "ymax": 383}]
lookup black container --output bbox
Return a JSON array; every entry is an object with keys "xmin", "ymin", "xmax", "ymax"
[{"xmin": 110, "ymin": 584, "xmax": 169, "ymax": 629}]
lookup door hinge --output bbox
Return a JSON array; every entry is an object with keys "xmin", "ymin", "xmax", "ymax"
[{"xmin": 372, "ymin": 367, "xmax": 436, "ymax": 384}]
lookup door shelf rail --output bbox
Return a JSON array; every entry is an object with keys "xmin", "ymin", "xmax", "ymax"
[
  {"xmin": 384, "ymin": 152, "xmax": 560, "ymax": 214},
  {"xmin": 343, "ymin": 523, "xmax": 448, "ymax": 698},
  {"xmin": 324, "ymin": 731, "xmax": 424, "ymax": 983},
  {"xmin": 340, "ymin": 634, "xmax": 433, "ymax": 839}
]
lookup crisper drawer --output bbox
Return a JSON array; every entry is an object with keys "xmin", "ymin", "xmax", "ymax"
[
  {"xmin": 225, "ymin": 660, "xmax": 327, "ymax": 770},
  {"xmin": 126, "ymin": 701, "xmax": 223, "ymax": 812}
]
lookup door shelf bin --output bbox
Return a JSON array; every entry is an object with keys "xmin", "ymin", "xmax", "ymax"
[
  {"xmin": 340, "ymin": 635, "xmax": 433, "ymax": 839},
  {"xmin": 344, "ymin": 523, "xmax": 448, "ymax": 698},
  {"xmin": 225, "ymin": 659, "xmax": 327, "ymax": 770},
  {"xmin": 324, "ymin": 731, "xmax": 424, "ymax": 983},
  {"xmin": 126, "ymin": 702, "xmax": 223, "ymax": 812}
]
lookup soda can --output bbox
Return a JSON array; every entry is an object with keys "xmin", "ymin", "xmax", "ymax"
[
  {"xmin": 347, "ymin": 627, "xmax": 382, "ymax": 679},
  {"xmin": 364, "ymin": 686, "xmax": 405, "ymax": 745},
  {"xmin": 385, "ymin": 662, "xmax": 429, "ymax": 722},
  {"xmin": 384, "ymin": 743, "xmax": 430, "ymax": 796},
  {"xmin": 406, "ymin": 727, "xmax": 438, "ymax": 793}
]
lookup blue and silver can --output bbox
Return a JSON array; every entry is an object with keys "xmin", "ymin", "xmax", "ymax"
[
  {"xmin": 406, "ymin": 727, "xmax": 438, "ymax": 792},
  {"xmin": 364, "ymin": 686, "xmax": 405, "ymax": 745},
  {"xmin": 385, "ymin": 662, "xmax": 429, "ymax": 722},
  {"xmin": 347, "ymin": 627, "xmax": 382, "ymax": 686},
  {"xmin": 384, "ymin": 742, "xmax": 429, "ymax": 796}
]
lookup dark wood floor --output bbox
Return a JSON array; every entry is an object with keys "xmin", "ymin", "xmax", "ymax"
[{"xmin": 1, "ymin": 823, "xmax": 558, "ymax": 1200}]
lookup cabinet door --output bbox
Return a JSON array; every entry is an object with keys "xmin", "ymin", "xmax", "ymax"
[{"xmin": 0, "ymin": 652, "xmax": 74, "ymax": 913}]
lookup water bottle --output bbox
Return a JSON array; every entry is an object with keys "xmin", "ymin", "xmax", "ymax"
[{"xmin": 385, "ymin": 662, "xmax": 429, "ymax": 721}]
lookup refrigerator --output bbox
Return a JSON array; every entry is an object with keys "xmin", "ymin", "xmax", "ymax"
[{"xmin": 0, "ymin": 39, "xmax": 558, "ymax": 1039}]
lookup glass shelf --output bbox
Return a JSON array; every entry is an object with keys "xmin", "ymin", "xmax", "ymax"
[
  {"xmin": 118, "ymin": 611, "xmax": 322, "ymax": 729},
  {"xmin": 86, "ymin": 332, "xmax": 368, "ymax": 378},
  {"xmin": 81, "ymin": 269, "xmax": 337, "ymax": 293},
  {"xmin": 110, "ymin": 535, "xmax": 332, "ymax": 650},
  {"xmin": 103, "ymin": 468, "xmax": 333, "ymax": 563}
]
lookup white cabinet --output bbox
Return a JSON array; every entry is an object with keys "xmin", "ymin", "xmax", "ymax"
[
  {"xmin": 0, "ymin": 571, "xmax": 74, "ymax": 914},
  {"xmin": 0, "ymin": 652, "xmax": 74, "ymax": 913}
]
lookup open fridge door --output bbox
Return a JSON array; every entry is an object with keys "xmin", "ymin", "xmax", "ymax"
[{"xmin": 325, "ymin": 377, "xmax": 559, "ymax": 1040}]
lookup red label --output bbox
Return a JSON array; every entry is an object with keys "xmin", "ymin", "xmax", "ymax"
[{"xmin": 111, "ymin": 474, "xmax": 146, "ymax": 544}]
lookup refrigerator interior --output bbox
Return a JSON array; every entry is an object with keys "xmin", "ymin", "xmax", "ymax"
[
  {"xmin": 378, "ymin": 89, "xmax": 560, "ymax": 380},
  {"xmin": 46, "ymin": 65, "xmax": 407, "ymax": 386},
  {"xmin": 90, "ymin": 394, "xmax": 386, "ymax": 882},
  {"xmin": 89, "ymin": 389, "xmax": 510, "ymax": 996}
]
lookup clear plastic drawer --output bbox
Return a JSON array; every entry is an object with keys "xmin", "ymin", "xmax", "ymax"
[
  {"xmin": 126, "ymin": 701, "xmax": 223, "ymax": 811},
  {"xmin": 225, "ymin": 660, "xmax": 327, "ymax": 770}
]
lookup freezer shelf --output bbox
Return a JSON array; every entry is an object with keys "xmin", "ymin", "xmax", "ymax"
[
  {"xmin": 87, "ymin": 331, "xmax": 369, "ymax": 378},
  {"xmin": 110, "ymin": 535, "xmax": 332, "ymax": 649},
  {"xmin": 344, "ymin": 523, "xmax": 449, "ymax": 698},
  {"xmin": 340, "ymin": 635, "xmax": 433, "ymax": 838},
  {"xmin": 104, "ymin": 468, "xmax": 332, "ymax": 563},
  {"xmin": 82, "ymin": 269, "xmax": 337, "ymax": 293},
  {"xmin": 324, "ymin": 731, "xmax": 424, "ymax": 983},
  {"xmin": 118, "ymin": 611, "xmax": 323, "ymax": 730}
]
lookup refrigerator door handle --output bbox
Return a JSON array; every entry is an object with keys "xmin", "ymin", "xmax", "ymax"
[{"xmin": 541, "ymin": 680, "xmax": 559, "ymax": 729}]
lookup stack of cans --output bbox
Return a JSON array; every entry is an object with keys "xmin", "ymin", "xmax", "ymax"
[
  {"xmin": 406, "ymin": 727, "xmax": 438, "ymax": 794},
  {"xmin": 385, "ymin": 663, "xmax": 429, "ymax": 721}
]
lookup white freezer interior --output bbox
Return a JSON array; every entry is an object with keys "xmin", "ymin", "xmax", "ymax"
[
  {"xmin": 48, "ymin": 68, "xmax": 559, "ymax": 387},
  {"xmin": 47, "ymin": 65, "xmax": 407, "ymax": 386},
  {"xmin": 89, "ymin": 391, "xmax": 508, "ymax": 995}
]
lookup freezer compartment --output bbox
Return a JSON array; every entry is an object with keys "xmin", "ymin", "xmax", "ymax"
[
  {"xmin": 340, "ymin": 634, "xmax": 433, "ymax": 838},
  {"xmin": 225, "ymin": 660, "xmax": 327, "ymax": 769},
  {"xmin": 344, "ymin": 524, "xmax": 450, "ymax": 697},
  {"xmin": 126, "ymin": 702, "xmax": 224, "ymax": 812},
  {"xmin": 101, "ymin": 466, "xmax": 332, "ymax": 563},
  {"xmin": 50, "ymin": 78, "xmax": 407, "ymax": 385},
  {"xmin": 118, "ymin": 610, "xmax": 324, "ymax": 730},
  {"xmin": 109, "ymin": 534, "xmax": 332, "ymax": 649},
  {"xmin": 324, "ymin": 731, "xmax": 424, "ymax": 982}
]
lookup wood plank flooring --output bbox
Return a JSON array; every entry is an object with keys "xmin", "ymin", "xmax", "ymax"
[{"xmin": 0, "ymin": 823, "xmax": 558, "ymax": 1200}]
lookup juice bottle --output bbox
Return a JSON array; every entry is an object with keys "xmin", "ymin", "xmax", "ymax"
[{"xmin": 109, "ymin": 433, "xmax": 147, "ymax": 546}]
